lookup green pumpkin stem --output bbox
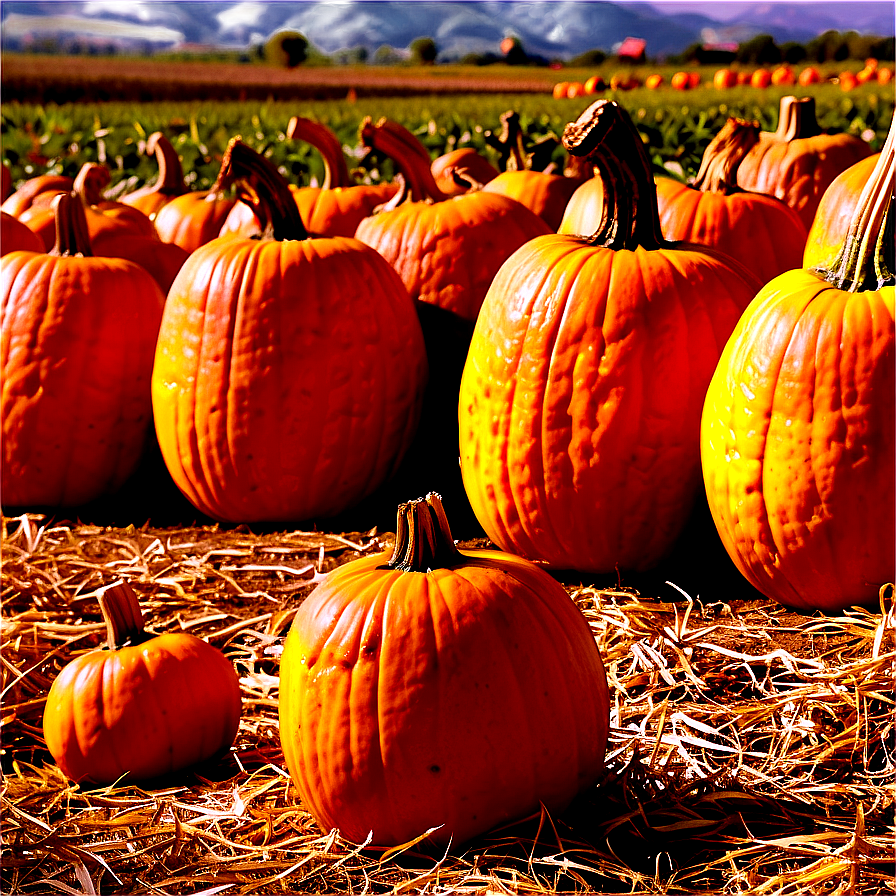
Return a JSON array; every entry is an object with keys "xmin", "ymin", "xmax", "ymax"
[
  {"xmin": 214, "ymin": 137, "xmax": 310, "ymax": 241},
  {"xmin": 692, "ymin": 118, "xmax": 761, "ymax": 195},
  {"xmin": 561, "ymin": 99, "xmax": 666, "ymax": 250},
  {"xmin": 382, "ymin": 493, "xmax": 463, "ymax": 572},
  {"xmin": 287, "ymin": 116, "xmax": 351, "ymax": 190},
  {"xmin": 98, "ymin": 581, "xmax": 154, "ymax": 650},
  {"xmin": 144, "ymin": 132, "xmax": 188, "ymax": 196},
  {"xmin": 823, "ymin": 119, "xmax": 895, "ymax": 292},
  {"xmin": 50, "ymin": 192, "xmax": 93, "ymax": 257}
]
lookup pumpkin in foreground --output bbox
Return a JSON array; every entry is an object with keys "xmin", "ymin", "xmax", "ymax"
[
  {"xmin": 278, "ymin": 493, "xmax": 610, "ymax": 847},
  {"xmin": 701, "ymin": 116, "xmax": 895, "ymax": 612},
  {"xmin": 43, "ymin": 580, "xmax": 242, "ymax": 785}
]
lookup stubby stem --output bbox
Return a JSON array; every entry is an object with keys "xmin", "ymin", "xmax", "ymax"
[
  {"xmin": 562, "ymin": 99, "xmax": 666, "ymax": 250},
  {"xmin": 97, "ymin": 580, "xmax": 155, "ymax": 650},
  {"xmin": 381, "ymin": 493, "xmax": 463, "ymax": 572},
  {"xmin": 823, "ymin": 118, "xmax": 895, "ymax": 292},
  {"xmin": 692, "ymin": 118, "xmax": 761, "ymax": 194},
  {"xmin": 50, "ymin": 192, "xmax": 93, "ymax": 257},
  {"xmin": 286, "ymin": 116, "xmax": 351, "ymax": 190},
  {"xmin": 144, "ymin": 132, "xmax": 188, "ymax": 196},
  {"xmin": 773, "ymin": 96, "xmax": 822, "ymax": 142},
  {"xmin": 214, "ymin": 137, "xmax": 310, "ymax": 241},
  {"xmin": 359, "ymin": 117, "xmax": 450, "ymax": 206}
]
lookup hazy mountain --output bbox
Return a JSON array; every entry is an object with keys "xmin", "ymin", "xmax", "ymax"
[{"xmin": 1, "ymin": 1, "xmax": 893, "ymax": 60}]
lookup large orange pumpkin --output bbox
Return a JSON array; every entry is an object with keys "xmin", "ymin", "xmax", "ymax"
[
  {"xmin": 278, "ymin": 493, "xmax": 610, "ymax": 847},
  {"xmin": 701, "ymin": 120, "xmax": 895, "ymax": 612},
  {"xmin": 458, "ymin": 100, "xmax": 763, "ymax": 574},
  {"xmin": 1, "ymin": 193, "xmax": 165, "ymax": 508},
  {"xmin": 653, "ymin": 117, "xmax": 809, "ymax": 286},
  {"xmin": 354, "ymin": 116, "xmax": 552, "ymax": 322},
  {"xmin": 735, "ymin": 95, "xmax": 873, "ymax": 229},
  {"xmin": 151, "ymin": 139, "xmax": 428, "ymax": 523},
  {"xmin": 43, "ymin": 580, "xmax": 241, "ymax": 785}
]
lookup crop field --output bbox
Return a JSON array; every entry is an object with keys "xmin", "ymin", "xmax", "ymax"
[{"xmin": 2, "ymin": 53, "xmax": 895, "ymax": 896}]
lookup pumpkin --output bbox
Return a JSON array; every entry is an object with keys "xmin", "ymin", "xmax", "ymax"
[
  {"xmin": 1, "ymin": 210, "xmax": 43, "ymax": 256},
  {"xmin": 713, "ymin": 69, "xmax": 737, "ymax": 89},
  {"xmin": 1, "ymin": 173, "xmax": 74, "ymax": 219},
  {"xmin": 354, "ymin": 116, "xmax": 552, "ymax": 322},
  {"xmin": 43, "ymin": 580, "xmax": 242, "ymax": 785},
  {"xmin": 430, "ymin": 146, "xmax": 500, "ymax": 197},
  {"xmin": 803, "ymin": 152, "xmax": 880, "ymax": 271},
  {"xmin": 458, "ymin": 100, "xmax": 763, "ymax": 574},
  {"xmin": 735, "ymin": 95, "xmax": 873, "ymax": 230},
  {"xmin": 700, "ymin": 119, "xmax": 895, "ymax": 613},
  {"xmin": 1, "ymin": 193, "xmax": 165, "ymax": 508},
  {"xmin": 90, "ymin": 230, "xmax": 190, "ymax": 296},
  {"xmin": 118, "ymin": 131, "xmax": 189, "ymax": 220},
  {"xmin": 1, "ymin": 163, "xmax": 11, "ymax": 202},
  {"xmin": 151, "ymin": 138, "xmax": 428, "ymax": 523},
  {"xmin": 278, "ymin": 492, "xmax": 610, "ymax": 847},
  {"xmin": 652, "ymin": 117, "xmax": 809, "ymax": 286},
  {"xmin": 481, "ymin": 110, "xmax": 587, "ymax": 230}
]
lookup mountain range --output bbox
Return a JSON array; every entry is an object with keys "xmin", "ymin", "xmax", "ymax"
[{"xmin": 1, "ymin": 1, "xmax": 893, "ymax": 61}]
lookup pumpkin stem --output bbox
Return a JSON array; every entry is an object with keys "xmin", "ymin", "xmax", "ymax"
[
  {"xmin": 359, "ymin": 117, "xmax": 450, "ymax": 205},
  {"xmin": 286, "ymin": 116, "xmax": 351, "ymax": 190},
  {"xmin": 381, "ymin": 493, "xmax": 463, "ymax": 572},
  {"xmin": 143, "ymin": 132, "xmax": 188, "ymax": 197},
  {"xmin": 97, "ymin": 580, "xmax": 155, "ymax": 650},
  {"xmin": 484, "ymin": 109, "xmax": 563, "ymax": 172},
  {"xmin": 773, "ymin": 95, "xmax": 822, "ymax": 142},
  {"xmin": 561, "ymin": 99, "xmax": 666, "ymax": 250},
  {"xmin": 822, "ymin": 118, "xmax": 895, "ymax": 292},
  {"xmin": 692, "ymin": 118, "xmax": 761, "ymax": 194},
  {"xmin": 214, "ymin": 137, "xmax": 310, "ymax": 241},
  {"xmin": 50, "ymin": 192, "xmax": 93, "ymax": 257},
  {"xmin": 72, "ymin": 162, "xmax": 111, "ymax": 206}
]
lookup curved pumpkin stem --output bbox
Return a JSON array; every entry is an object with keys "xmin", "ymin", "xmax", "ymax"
[
  {"xmin": 73, "ymin": 163, "xmax": 112, "ymax": 206},
  {"xmin": 50, "ymin": 192, "xmax": 93, "ymax": 257},
  {"xmin": 773, "ymin": 95, "xmax": 822, "ymax": 142},
  {"xmin": 359, "ymin": 117, "xmax": 450, "ymax": 206},
  {"xmin": 692, "ymin": 118, "xmax": 761, "ymax": 194},
  {"xmin": 143, "ymin": 132, "xmax": 189, "ymax": 197},
  {"xmin": 286, "ymin": 116, "xmax": 351, "ymax": 190},
  {"xmin": 562, "ymin": 99, "xmax": 666, "ymax": 250},
  {"xmin": 215, "ymin": 137, "xmax": 310, "ymax": 241},
  {"xmin": 381, "ymin": 493, "xmax": 463, "ymax": 572},
  {"xmin": 97, "ymin": 580, "xmax": 155, "ymax": 650},
  {"xmin": 823, "ymin": 117, "xmax": 895, "ymax": 292},
  {"xmin": 485, "ymin": 110, "xmax": 561, "ymax": 173}
]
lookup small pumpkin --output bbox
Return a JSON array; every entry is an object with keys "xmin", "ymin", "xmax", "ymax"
[
  {"xmin": 1, "ymin": 172, "xmax": 74, "ymax": 219},
  {"xmin": 430, "ymin": 146, "xmax": 500, "ymax": 197},
  {"xmin": 1, "ymin": 193, "xmax": 165, "ymax": 508},
  {"xmin": 701, "ymin": 117, "xmax": 895, "ymax": 611},
  {"xmin": 278, "ymin": 493, "xmax": 610, "ymax": 847},
  {"xmin": 43, "ymin": 580, "xmax": 242, "ymax": 785},
  {"xmin": 735, "ymin": 95, "xmax": 873, "ymax": 229},
  {"xmin": 151, "ymin": 138, "xmax": 428, "ymax": 523},
  {"xmin": 118, "ymin": 131, "xmax": 189, "ymax": 220},
  {"xmin": 459, "ymin": 100, "xmax": 763, "ymax": 574}
]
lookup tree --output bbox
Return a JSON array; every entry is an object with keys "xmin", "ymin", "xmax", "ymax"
[
  {"xmin": 410, "ymin": 37, "xmax": 438, "ymax": 65},
  {"xmin": 265, "ymin": 30, "xmax": 309, "ymax": 68},
  {"xmin": 735, "ymin": 34, "xmax": 781, "ymax": 65}
]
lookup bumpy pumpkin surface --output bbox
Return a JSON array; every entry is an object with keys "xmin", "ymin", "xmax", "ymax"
[
  {"xmin": 43, "ymin": 581, "xmax": 242, "ymax": 784},
  {"xmin": 278, "ymin": 494, "xmax": 610, "ymax": 847},
  {"xmin": 701, "ymin": 121, "xmax": 895, "ymax": 611},
  {"xmin": 151, "ymin": 139, "xmax": 428, "ymax": 523}
]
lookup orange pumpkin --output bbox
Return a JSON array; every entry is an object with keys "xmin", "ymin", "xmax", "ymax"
[
  {"xmin": 713, "ymin": 69, "xmax": 737, "ymax": 89},
  {"xmin": 750, "ymin": 68, "xmax": 772, "ymax": 88},
  {"xmin": 118, "ymin": 131, "xmax": 189, "ymax": 220},
  {"xmin": 43, "ymin": 580, "xmax": 241, "ymax": 784},
  {"xmin": 1, "ymin": 193, "xmax": 165, "ymax": 507},
  {"xmin": 701, "ymin": 120, "xmax": 895, "ymax": 612},
  {"xmin": 671, "ymin": 71, "xmax": 691, "ymax": 90},
  {"xmin": 1, "ymin": 173, "xmax": 74, "ymax": 219},
  {"xmin": 431, "ymin": 146, "xmax": 499, "ymax": 197},
  {"xmin": 278, "ymin": 493, "xmax": 610, "ymax": 846},
  {"xmin": 797, "ymin": 66, "xmax": 821, "ymax": 86},
  {"xmin": 645, "ymin": 73, "xmax": 663, "ymax": 89},
  {"xmin": 151, "ymin": 139, "xmax": 428, "ymax": 523},
  {"xmin": 0, "ymin": 210, "xmax": 43, "ymax": 256},
  {"xmin": 734, "ymin": 95, "xmax": 873, "ymax": 230},
  {"xmin": 653, "ymin": 117, "xmax": 809, "ymax": 286},
  {"xmin": 458, "ymin": 100, "xmax": 763, "ymax": 573}
]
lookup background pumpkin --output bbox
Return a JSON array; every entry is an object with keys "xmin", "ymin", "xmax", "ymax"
[
  {"xmin": 118, "ymin": 131, "xmax": 189, "ymax": 220},
  {"xmin": 278, "ymin": 493, "xmax": 610, "ymax": 847}
]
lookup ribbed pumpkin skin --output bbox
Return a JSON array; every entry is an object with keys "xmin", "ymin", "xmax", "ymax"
[
  {"xmin": 458, "ymin": 234, "xmax": 759, "ymax": 573},
  {"xmin": 279, "ymin": 548, "xmax": 609, "ymax": 846},
  {"xmin": 152, "ymin": 235, "xmax": 428, "ymax": 523},
  {"xmin": 701, "ymin": 271, "xmax": 895, "ymax": 611},
  {"xmin": 292, "ymin": 183, "xmax": 397, "ymax": 237},
  {"xmin": 737, "ymin": 132, "xmax": 872, "ymax": 230},
  {"xmin": 482, "ymin": 170, "xmax": 585, "ymax": 231},
  {"xmin": 653, "ymin": 177, "xmax": 808, "ymax": 286},
  {"xmin": 1, "ymin": 252, "xmax": 165, "ymax": 507},
  {"xmin": 803, "ymin": 153, "xmax": 880, "ymax": 271},
  {"xmin": 43, "ymin": 632, "xmax": 242, "ymax": 784},
  {"xmin": 355, "ymin": 192, "xmax": 551, "ymax": 321},
  {"xmin": 152, "ymin": 191, "xmax": 237, "ymax": 253}
]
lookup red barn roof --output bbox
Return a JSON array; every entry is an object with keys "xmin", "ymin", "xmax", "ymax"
[{"xmin": 617, "ymin": 37, "xmax": 646, "ymax": 59}]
